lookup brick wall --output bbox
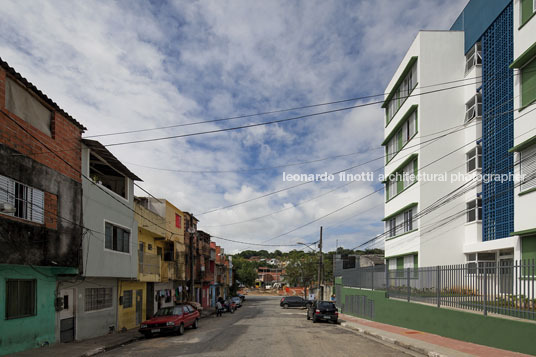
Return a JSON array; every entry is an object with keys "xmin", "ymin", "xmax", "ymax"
[
  {"xmin": 44, "ymin": 192, "xmax": 58, "ymax": 230},
  {"xmin": 0, "ymin": 69, "xmax": 83, "ymax": 183}
]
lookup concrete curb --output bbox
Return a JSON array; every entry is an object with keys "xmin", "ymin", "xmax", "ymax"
[{"xmin": 340, "ymin": 321, "xmax": 447, "ymax": 357}]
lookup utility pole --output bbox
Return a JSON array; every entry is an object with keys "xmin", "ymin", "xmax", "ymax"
[
  {"xmin": 317, "ymin": 226, "xmax": 323, "ymax": 301},
  {"xmin": 187, "ymin": 218, "xmax": 196, "ymax": 302}
]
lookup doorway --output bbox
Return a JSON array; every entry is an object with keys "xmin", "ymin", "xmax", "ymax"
[
  {"xmin": 59, "ymin": 289, "xmax": 75, "ymax": 343},
  {"xmin": 136, "ymin": 289, "xmax": 143, "ymax": 325}
]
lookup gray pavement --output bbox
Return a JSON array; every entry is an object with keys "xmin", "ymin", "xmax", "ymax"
[{"xmin": 101, "ymin": 296, "xmax": 418, "ymax": 357}]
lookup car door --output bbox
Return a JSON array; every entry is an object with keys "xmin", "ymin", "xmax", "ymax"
[
  {"xmin": 295, "ymin": 297, "xmax": 305, "ymax": 307},
  {"xmin": 182, "ymin": 305, "xmax": 192, "ymax": 326}
]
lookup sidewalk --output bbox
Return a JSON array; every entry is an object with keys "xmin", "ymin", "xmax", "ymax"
[
  {"xmin": 339, "ymin": 313, "xmax": 530, "ymax": 357},
  {"xmin": 10, "ymin": 310, "xmax": 215, "ymax": 357}
]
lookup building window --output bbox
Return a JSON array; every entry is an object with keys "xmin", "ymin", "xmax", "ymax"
[
  {"xmin": 467, "ymin": 252, "xmax": 496, "ymax": 274},
  {"xmin": 466, "ymin": 198, "xmax": 482, "ymax": 222},
  {"xmin": 0, "ymin": 174, "xmax": 44, "ymax": 224},
  {"xmin": 466, "ymin": 145, "xmax": 482, "ymax": 172},
  {"xmin": 89, "ymin": 153, "xmax": 128, "ymax": 199},
  {"xmin": 402, "ymin": 161, "xmax": 416, "ymax": 189},
  {"xmin": 520, "ymin": 145, "xmax": 536, "ymax": 191},
  {"xmin": 5, "ymin": 279, "xmax": 36, "ymax": 319},
  {"xmin": 386, "ymin": 111, "xmax": 417, "ymax": 163},
  {"xmin": 521, "ymin": 0, "xmax": 536, "ymax": 25},
  {"xmin": 388, "ymin": 218, "xmax": 396, "ymax": 237},
  {"xmin": 465, "ymin": 93, "xmax": 482, "ymax": 123},
  {"xmin": 105, "ymin": 222, "xmax": 130, "ymax": 253},
  {"xmin": 175, "ymin": 214, "xmax": 181, "ymax": 228},
  {"xmin": 465, "ymin": 42, "xmax": 482, "ymax": 73},
  {"xmin": 386, "ymin": 61, "xmax": 418, "ymax": 124},
  {"xmin": 387, "ymin": 180, "xmax": 397, "ymax": 201},
  {"xmin": 85, "ymin": 287, "xmax": 113, "ymax": 311},
  {"xmin": 521, "ymin": 58, "xmax": 536, "ymax": 108},
  {"xmin": 342, "ymin": 255, "xmax": 356, "ymax": 269},
  {"xmin": 122, "ymin": 290, "xmax": 133, "ymax": 308},
  {"xmin": 404, "ymin": 209, "xmax": 413, "ymax": 232}
]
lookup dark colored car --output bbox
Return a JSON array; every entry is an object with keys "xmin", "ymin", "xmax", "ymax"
[
  {"xmin": 139, "ymin": 304, "xmax": 200, "ymax": 337},
  {"xmin": 280, "ymin": 296, "xmax": 313, "ymax": 309},
  {"xmin": 307, "ymin": 301, "xmax": 338, "ymax": 323},
  {"xmin": 231, "ymin": 296, "xmax": 242, "ymax": 308}
]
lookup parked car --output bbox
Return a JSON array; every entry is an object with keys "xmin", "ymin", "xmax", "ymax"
[
  {"xmin": 186, "ymin": 301, "xmax": 203, "ymax": 312},
  {"xmin": 139, "ymin": 304, "xmax": 200, "ymax": 338},
  {"xmin": 231, "ymin": 296, "xmax": 242, "ymax": 308},
  {"xmin": 280, "ymin": 296, "xmax": 313, "ymax": 309},
  {"xmin": 307, "ymin": 301, "xmax": 338, "ymax": 323},
  {"xmin": 237, "ymin": 293, "xmax": 246, "ymax": 301}
]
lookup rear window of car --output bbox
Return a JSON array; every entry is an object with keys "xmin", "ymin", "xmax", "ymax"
[
  {"xmin": 318, "ymin": 302, "xmax": 335, "ymax": 309},
  {"xmin": 173, "ymin": 306, "xmax": 183, "ymax": 315}
]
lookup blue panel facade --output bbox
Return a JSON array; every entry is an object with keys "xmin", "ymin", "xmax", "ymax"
[
  {"xmin": 450, "ymin": 0, "xmax": 511, "ymax": 53},
  {"xmin": 481, "ymin": 3, "xmax": 514, "ymax": 241}
]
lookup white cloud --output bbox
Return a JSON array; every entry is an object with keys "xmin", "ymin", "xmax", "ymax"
[{"xmin": 0, "ymin": 0, "xmax": 468, "ymax": 253}]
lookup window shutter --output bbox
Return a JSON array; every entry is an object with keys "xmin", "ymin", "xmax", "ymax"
[
  {"xmin": 521, "ymin": 145, "xmax": 536, "ymax": 191},
  {"xmin": 30, "ymin": 188, "xmax": 44, "ymax": 224},
  {"xmin": 521, "ymin": 59, "xmax": 536, "ymax": 108},
  {"xmin": 521, "ymin": 0, "xmax": 534, "ymax": 25},
  {"xmin": 0, "ymin": 174, "xmax": 15, "ymax": 216}
]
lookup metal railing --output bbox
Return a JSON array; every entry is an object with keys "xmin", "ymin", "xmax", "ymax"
[
  {"xmin": 337, "ymin": 260, "xmax": 535, "ymax": 321},
  {"xmin": 386, "ymin": 261, "xmax": 535, "ymax": 320},
  {"xmin": 138, "ymin": 252, "xmax": 160, "ymax": 276}
]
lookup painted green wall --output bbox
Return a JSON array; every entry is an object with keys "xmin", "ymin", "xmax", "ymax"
[
  {"xmin": 336, "ymin": 285, "xmax": 536, "ymax": 355},
  {"xmin": 522, "ymin": 235, "xmax": 536, "ymax": 263},
  {"xmin": 0, "ymin": 265, "xmax": 57, "ymax": 356}
]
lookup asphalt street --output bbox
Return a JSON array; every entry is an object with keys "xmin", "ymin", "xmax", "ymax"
[{"xmin": 102, "ymin": 295, "xmax": 416, "ymax": 357}]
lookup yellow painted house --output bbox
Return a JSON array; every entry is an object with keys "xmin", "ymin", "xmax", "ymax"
[
  {"xmin": 163, "ymin": 200, "xmax": 187, "ymax": 300},
  {"xmin": 117, "ymin": 197, "xmax": 167, "ymax": 330}
]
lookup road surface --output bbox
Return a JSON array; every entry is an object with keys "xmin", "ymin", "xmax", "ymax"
[{"xmin": 103, "ymin": 295, "xmax": 416, "ymax": 357}]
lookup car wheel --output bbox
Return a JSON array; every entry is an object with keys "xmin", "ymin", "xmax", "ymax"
[
  {"xmin": 312, "ymin": 317, "xmax": 317, "ymax": 323},
  {"xmin": 144, "ymin": 332, "xmax": 152, "ymax": 339},
  {"xmin": 193, "ymin": 318, "xmax": 199, "ymax": 329},
  {"xmin": 178, "ymin": 323, "xmax": 185, "ymax": 335},
  {"xmin": 283, "ymin": 303, "xmax": 289, "ymax": 309}
]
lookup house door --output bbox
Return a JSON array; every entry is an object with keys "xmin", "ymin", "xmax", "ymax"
[
  {"xmin": 59, "ymin": 289, "xmax": 75, "ymax": 343},
  {"xmin": 136, "ymin": 290, "xmax": 143, "ymax": 325}
]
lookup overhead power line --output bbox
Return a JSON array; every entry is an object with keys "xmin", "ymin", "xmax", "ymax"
[{"xmin": 83, "ymin": 75, "xmax": 484, "ymax": 139}]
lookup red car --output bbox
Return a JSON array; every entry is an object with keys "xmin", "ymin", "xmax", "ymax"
[{"xmin": 139, "ymin": 304, "xmax": 200, "ymax": 337}]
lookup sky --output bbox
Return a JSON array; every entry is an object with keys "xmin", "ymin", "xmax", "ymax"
[{"xmin": 0, "ymin": 0, "xmax": 469, "ymax": 254}]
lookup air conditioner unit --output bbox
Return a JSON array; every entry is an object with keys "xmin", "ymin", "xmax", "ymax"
[{"xmin": 0, "ymin": 203, "xmax": 16, "ymax": 213}]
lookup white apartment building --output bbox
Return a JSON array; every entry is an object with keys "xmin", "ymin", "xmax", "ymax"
[
  {"xmin": 382, "ymin": 0, "xmax": 531, "ymax": 270},
  {"xmin": 510, "ymin": 0, "xmax": 536, "ymax": 264}
]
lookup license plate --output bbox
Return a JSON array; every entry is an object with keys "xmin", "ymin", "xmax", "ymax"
[{"xmin": 151, "ymin": 329, "xmax": 160, "ymax": 333}]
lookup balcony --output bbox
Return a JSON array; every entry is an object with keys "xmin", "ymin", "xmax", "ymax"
[
  {"xmin": 138, "ymin": 252, "xmax": 161, "ymax": 282},
  {"xmin": 161, "ymin": 261, "xmax": 180, "ymax": 281}
]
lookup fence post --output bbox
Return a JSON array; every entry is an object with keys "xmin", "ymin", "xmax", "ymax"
[
  {"xmin": 407, "ymin": 268, "xmax": 411, "ymax": 302},
  {"xmin": 385, "ymin": 264, "xmax": 389, "ymax": 298},
  {"xmin": 436, "ymin": 265, "xmax": 441, "ymax": 308},
  {"xmin": 483, "ymin": 263, "xmax": 488, "ymax": 316},
  {"xmin": 371, "ymin": 267, "xmax": 374, "ymax": 291}
]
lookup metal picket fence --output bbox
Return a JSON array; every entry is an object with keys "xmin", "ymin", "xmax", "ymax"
[
  {"xmin": 337, "ymin": 260, "xmax": 536, "ymax": 321},
  {"xmin": 386, "ymin": 260, "xmax": 536, "ymax": 321}
]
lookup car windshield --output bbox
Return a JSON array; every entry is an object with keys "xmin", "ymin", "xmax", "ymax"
[
  {"xmin": 154, "ymin": 307, "xmax": 174, "ymax": 317},
  {"xmin": 318, "ymin": 302, "xmax": 336, "ymax": 309}
]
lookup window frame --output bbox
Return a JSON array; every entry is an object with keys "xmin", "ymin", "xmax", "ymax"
[
  {"xmin": 465, "ymin": 93, "xmax": 482, "ymax": 123},
  {"xmin": 466, "ymin": 198, "xmax": 482, "ymax": 223},
  {"xmin": 0, "ymin": 174, "xmax": 45, "ymax": 224},
  {"xmin": 5, "ymin": 279, "xmax": 37, "ymax": 320},
  {"xmin": 122, "ymin": 290, "xmax": 133, "ymax": 309},
  {"xmin": 466, "ymin": 145, "xmax": 482, "ymax": 173},
  {"xmin": 465, "ymin": 42, "xmax": 482, "ymax": 74},
  {"xmin": 104, "ymin": 220, "xmax": 131, "ymax": 254},
  {"xmin": 385, "ymin": 60, "xmax": 418, "ymax": 125},
  {"xmin": 85, "ymin": 287, "xmax": 113, "ymax": 312},
  {"xmin": 520, "ymin": 144, "xmax": 536, "ymax": 192}
]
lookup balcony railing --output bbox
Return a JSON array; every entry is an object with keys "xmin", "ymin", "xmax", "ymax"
[
  {"xmin": 161, "ymin": 261, "xmax": 180, "ymax": 281},
  {"xmin": 138, "ymin": 252, "xmax": 161, "ymax": 280}
]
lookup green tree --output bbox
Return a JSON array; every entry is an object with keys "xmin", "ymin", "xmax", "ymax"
[
  {"xmin": 233, "ymin": 257, "xmax": 257, "ymax": 287},
  {"xmin": 284, "ymin": 254, "xmax": 317, "ymax": 287}
]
